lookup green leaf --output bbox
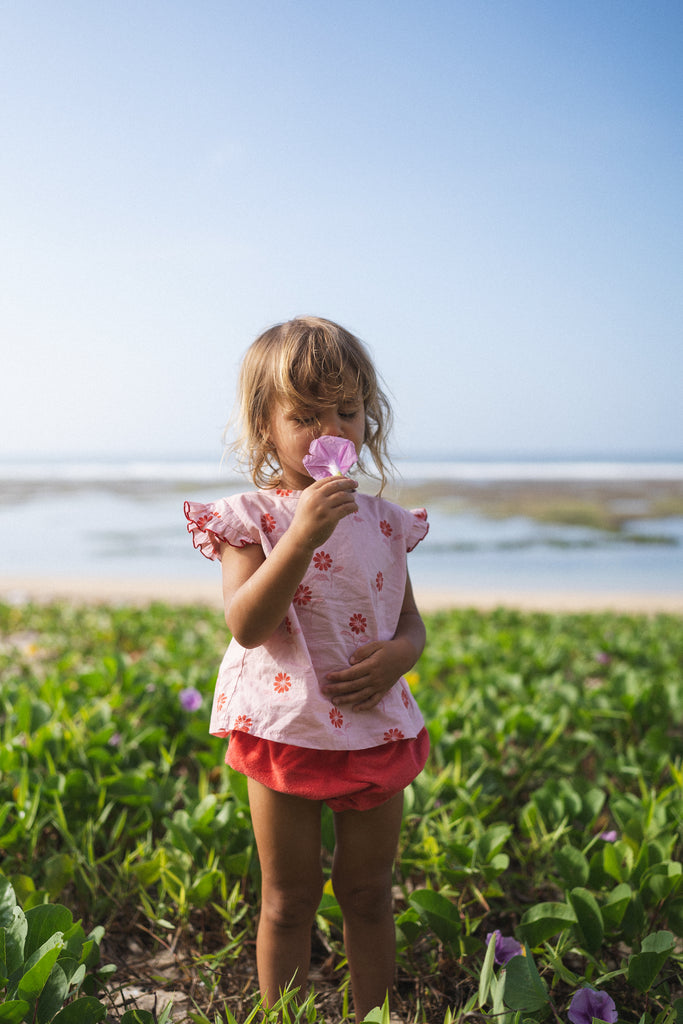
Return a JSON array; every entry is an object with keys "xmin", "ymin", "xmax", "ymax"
[
  {"xmin": 601, "ymin": 883, "xmax": 632, "ymax": 931},
  {"xmin": 0, "ymin": 1001, "xmax": 31, "ymax": 1023},
  {"xmin": 188, "ymin": 869, "xmax": 223, "ymax": 908},
  {"xmin": 0, "ymin": 877, "xmax": 18, "ymax": 928},
  {"xmin": 569, "ymin": 887, "xmax": 604, "ymax": 954},
  {"xmin": 621, "ymin": 891, "xmax": 647, "ymax": 944},
  {"xmin": 627, "ymin": 930, "xmax": 675, "ymax": 992},
  {"xmin": 603, "ymin": 840, "xmax": 633, "ymax": 883},
  {"xmin": 503, "ymin": 950, "xmax": 549, "ymax": 1012},
  {"xmin": 395, "ymin": 907, "xmax": 421, "ymax": 946},
  {"xmin": 2, "ymin": 906, "xmax": 28, "ymax": 978},
  {"xmin": 664, "ymin": 898, "xmax": 683, "ymax": 938},
  {"xmin": 24, "ymin": 904, "xmax": 73, "ymax": 959},
  {"xmin": 62, "ymin": 922, "xmax": 87, "ymax": 964},
  {"xmin": 43, "ymin": 855, "xmax": 75, "ymax": 899},
  {"xmin": 555, "ymin": 845, "xmax": 590, "ymax": 889},
  {"xmin": 360, "ymin": 994, "xmax": 391, "ymax": 1024},
  {"xmin": 409, "ymin": 889, "xmax": 461, "ymax": 945},
  {"xmin": 643, "ymin": 861, "xmax": 683, "ymax": 904},
  {"xmin": 36, "ymin": 962, "xmax": 68, "ymax": 1024},
  {"xmin": 478, "ymin": 931, "xmax": 497, "ymax": 1008},
  {"xmin": 51, "ymin": 996, "xmax": 108, "ymax": 1023},
  {"xmin": 516, "ymin": 902, "xmax": 577, "ymax": 947},
  {"xmin": 17, "ymin": 933, "xmax": 64, "ymax": 1001}
]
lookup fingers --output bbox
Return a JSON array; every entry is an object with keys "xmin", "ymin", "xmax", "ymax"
[
  {"xmin": 313, "ymin": 476, "xmax": 358, "ymax": 511},
  {"xmin": 292, "ymin": 477, "xmax": 359, "ymax": 549},
  {"xmin": 322, "ymin": 645, "xmax": 398, "ymax": 711},
  {"xmin": 300, "ymin": 477, "xmax": 359, "ymax": 520},
  {"xmin": 326, "ymin": 642, "xmax": 381, "ymax": 682}
]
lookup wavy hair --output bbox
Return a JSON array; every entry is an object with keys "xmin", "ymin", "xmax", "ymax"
[{"xmin": 228, "ymin": 316, "xmax": 393, "ymax": 490}]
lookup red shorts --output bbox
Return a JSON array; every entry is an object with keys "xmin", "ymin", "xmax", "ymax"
[{"xmin": 226, "ymin": 727, "xmax": 430, "ymax": 812}]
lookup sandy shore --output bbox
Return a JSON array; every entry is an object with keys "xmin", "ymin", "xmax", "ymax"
[{"xmin": 1, "ymin": 575, "xmax": 681, "ymax": 614}]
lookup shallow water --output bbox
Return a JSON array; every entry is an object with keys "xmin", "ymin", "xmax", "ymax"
[{"xmin": 2, "ymin": 462, "xmax": 682, "ymax": 594}]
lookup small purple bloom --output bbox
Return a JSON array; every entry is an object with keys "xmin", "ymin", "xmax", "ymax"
[
  {"xmin": 302, "ymin": 435, "xmax": 358, "ymax": 480},
  {"xmin": 599, "ymin": 830, "xmax": 618, "ymax": 842},
  {"xmin": 568, "ymin": 987, "xmax": 617, "ymax": 1024},
  {"xmin": 486, "ymin": 929, "xmax": 523, "ymax": 966},
  {"xmin": 108, "ymin": 732, "xmax": 122, "ymax": 748},
  {"xmin": 595, "ymin": 652, "xmax": 611, "ymax": 665},
  {"xmin": 179, "ymin": 687, "xmax": 203, "ymax": 712}
]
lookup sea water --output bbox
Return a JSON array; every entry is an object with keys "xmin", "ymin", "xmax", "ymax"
[{"xmin": 1, "ymin": 457, "xmax": 682, "ymax": 594}]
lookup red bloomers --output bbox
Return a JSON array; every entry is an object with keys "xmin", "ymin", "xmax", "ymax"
[{"xmin": 226, "ymin": 727, "xmax": 430, "ymax": 811}]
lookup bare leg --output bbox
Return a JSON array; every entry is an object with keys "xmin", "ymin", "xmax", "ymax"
[
  {"xmin": 247, "ymin": 778, "xmax": 324, "ymax": 1007},
  {"xmin": 331, "ymin": 792, "xmax": 404, "ymax": 1021}
]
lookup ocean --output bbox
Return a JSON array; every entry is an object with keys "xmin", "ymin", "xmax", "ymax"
[{"xmin": 1, "ymin": 457, "xmax": 682, "ymax": 596}]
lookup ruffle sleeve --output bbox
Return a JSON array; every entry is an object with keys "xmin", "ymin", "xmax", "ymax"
[
  {"xmin": 405, "ymin": 507, "xmax": 429, "ymax": 552},
  {"xmin": 184, "ymin": 499, "xmax": 260, "ymax": 561}
]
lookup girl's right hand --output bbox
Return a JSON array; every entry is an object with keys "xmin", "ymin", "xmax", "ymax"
[{"xmin": 290, "ymin": 477, "xmax": 359, "ymax": 550}]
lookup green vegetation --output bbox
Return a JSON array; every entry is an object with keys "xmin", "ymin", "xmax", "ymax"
[{"xmin": 2, "ymin": 601, "xmax": 683, "ymax": 1022}]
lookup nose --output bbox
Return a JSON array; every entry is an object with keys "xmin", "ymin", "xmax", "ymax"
[{"xmin": 318, "ymin": 411, "xmax": 345, "ymax": 437}]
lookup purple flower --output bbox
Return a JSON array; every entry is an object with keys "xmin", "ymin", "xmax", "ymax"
[
  {"xmin": 486, "ymin": 929, "xmax": 523, "ymax": 966},
  {"xmin": 302, "ymin": 435, "xmax": 358, "ymax": 480},
  {"xmin": 108, "ymin": 732, "xmax": 122, "ymax": 748},
  {"xmin": 599, "ymin": 830, "xmax": 618, "ymax": 842},
  {"xmin": 595, "ymin": 652, "xmax": 611, "ymax": 665},
  {"xmin": 179, "ymin": 687, "xmax": 203, "ymax": 712},
  {"xmin": 568, "ymin": 987, "xmax": 617, "ymax": 1024}
]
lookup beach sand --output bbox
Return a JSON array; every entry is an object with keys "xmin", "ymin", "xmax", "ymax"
[{"xmin": 1, "ymin": 575, "xmax": 681, "ymax": 614}]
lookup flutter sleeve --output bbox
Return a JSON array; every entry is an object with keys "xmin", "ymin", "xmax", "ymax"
[
  {"xmin": 405, "ymin": 507, "xmax": 429, "ymax": 552},
  {"xmin": 184, "ymin": 498, "xmax": 260, "ymax": 561}
]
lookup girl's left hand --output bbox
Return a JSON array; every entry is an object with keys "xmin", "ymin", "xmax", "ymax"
[{"xmin": 322, "ymin": 638, "xmax": 413, "ymax": 712}]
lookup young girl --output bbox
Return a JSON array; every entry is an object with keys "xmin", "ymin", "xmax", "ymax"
[{"xmin": 185, "ymin": 316, "xmax": 429, "ymax": 1020}]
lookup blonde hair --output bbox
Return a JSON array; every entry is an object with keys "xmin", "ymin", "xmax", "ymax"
[{"xmin": 229, "ymin": 316, "xmax": 393, "ymax": 490}]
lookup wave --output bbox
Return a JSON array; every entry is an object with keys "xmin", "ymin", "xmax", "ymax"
[{"xmin": 2, "ymin": 457, "xmax": 683, "ymax": 486}]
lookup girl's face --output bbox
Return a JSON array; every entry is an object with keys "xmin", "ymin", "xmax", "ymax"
[{"xmin": 267, "ymin": 395, "xmax": 365, "ymax": 490}]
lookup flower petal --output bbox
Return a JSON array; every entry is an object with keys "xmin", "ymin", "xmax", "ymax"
[
  {"xmin": 568, "ymin": 987, "xmax": 618, "ymax": 1024},
  {"xmin": 180, "ymin": 686, "xmax": 203, "ymax": 712},
  {"xmin": 303, "ymin": 435, "xmax": 358, "ymax": 479},
  {"xmin": 485, "ymin": 929, "xmax": 524, "ymax": 966}
]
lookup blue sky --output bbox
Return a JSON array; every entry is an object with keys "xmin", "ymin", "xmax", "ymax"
[{"xmin": 2, "ymin": 0, "xmax": 682, "ymax": 460}]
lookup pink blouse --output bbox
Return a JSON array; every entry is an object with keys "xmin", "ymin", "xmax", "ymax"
[{"xmin": 184, "ymin": 489, "xmax": 429, "ymax": 751}]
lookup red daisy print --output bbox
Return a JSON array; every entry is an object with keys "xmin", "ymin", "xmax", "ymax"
[
  {"xmin": 349, "ymin": 612, "xmax": 367, "ymax": 635},
  {"xmin": 276, "ymin": 488, "xmax": 293, "ymax": 496},
  {"xmin": 379, "ymin": 520, "xmax": 393, "ymax": 538},
  {"xmin": 293, "ymin": 584, "xmax": 313, "ymax": 607},
  {"xmin": 233, "ymin": 715, "xmax": 253, "ymax": 733},
  {"xmin": 313, "ymin": 550, "xmax": 333, "ymax": 572},
  {"xmin": 375, "ymin": 571, "xmax": 384, "ymax": 592},
  {"xmin": 384, "ymin": 728, "xmax": 405, "ymax": 742},
  {"xmin": 216, "ymin": 693, "xmax": 227, "ymax": 712},
  {"xmin": 284, "ymin": 616, "xmax": 293, "ymax": 634},
  {"xmin": 401, "ymin": 686, "xmax": 410, "ymax": 708},
  {"xmin": 261, "ymin": 513, "xmax": 276, "ymax": 534},
  {"xmin": 273, "ymin": 672, "xmax": 292, "ymax": 694},
  {"xmin": 329, "ymin": 707, "xmax": 344, "ymax": 729},
  {"xmin": 196, "ymin": 513, "xmax": 214, "ymax": 529}
]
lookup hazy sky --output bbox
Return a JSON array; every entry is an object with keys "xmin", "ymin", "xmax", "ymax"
[{"xmin": 2, "ymin": 1, "xmax": 682, "ymax": 460}]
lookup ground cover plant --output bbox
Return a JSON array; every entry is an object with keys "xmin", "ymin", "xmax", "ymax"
[{"xmin": 1, "ymin": 599, "xmax": 683, "ymax": 1022}]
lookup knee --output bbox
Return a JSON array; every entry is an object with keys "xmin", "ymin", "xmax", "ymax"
[
  {"xmin": 332, "ymin": 872, "xmax": 393, "ymax": 923},
  {"xmin": 261, "ymin": 878, "xmax": 323, "ymax": 932}
]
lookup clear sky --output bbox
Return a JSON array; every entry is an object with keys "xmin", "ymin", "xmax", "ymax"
[{"xmin": 2, "ymin": 0, "xmax": 682, "ymax": 461}]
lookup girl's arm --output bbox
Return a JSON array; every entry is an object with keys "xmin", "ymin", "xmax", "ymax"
[
  {"xmin": 221, "ymin": 476, "xmax": 358, "ymax": 648},
  {"xmin": 321, "ymin": 573, "xmax": 426, "ymax": 711}
]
